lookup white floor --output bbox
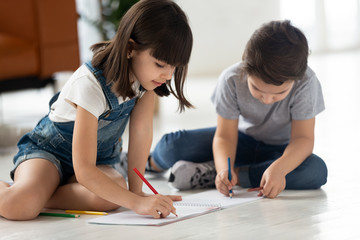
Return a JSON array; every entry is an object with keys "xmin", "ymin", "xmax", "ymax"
[{"xmin": 1, "ymin": 49, "xmax": 360, "ymax": 239}]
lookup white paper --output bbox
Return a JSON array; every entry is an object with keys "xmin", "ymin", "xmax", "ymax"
[{"xmin": 88, "ymin": 188, "xmax": 260, "ymax": 226}]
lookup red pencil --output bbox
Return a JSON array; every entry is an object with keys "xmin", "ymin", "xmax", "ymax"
[
  {"xmin": 133, "ymin": 167, "xmax": 158, "ymax": 194},
  {"xmin": 247, "ymin": 187, "xmax": 263, "ymax": 192}
]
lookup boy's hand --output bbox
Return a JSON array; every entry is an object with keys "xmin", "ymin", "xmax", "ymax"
[
  {"xmin": 258, "ymin": 164, "xmax": 286, "ymax": 198},
  {"xmin": 215, "ymin": 169, "xmax": 237, "ymax": 196},
  {"xmin": 134, "ymin": 194, "xmax": 181, "ymax": 218}
]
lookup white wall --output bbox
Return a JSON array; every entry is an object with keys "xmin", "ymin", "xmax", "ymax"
[
  {"xmin": 76, "ymin": 0, "xmax": 281, "ymax": 77},
  {"xmin": 176, "ymin": 0, "xmax": 281, "ymax": 77}
]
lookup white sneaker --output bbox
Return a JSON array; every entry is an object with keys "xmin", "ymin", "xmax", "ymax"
[{"xmin": 168, "ymin": 160, "xmax": 216, "ymax": 190}]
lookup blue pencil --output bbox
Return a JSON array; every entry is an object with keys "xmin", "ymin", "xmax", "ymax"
[{"xmin": 228, "ymin": 157, "xmax": 233, "ymax": 198}]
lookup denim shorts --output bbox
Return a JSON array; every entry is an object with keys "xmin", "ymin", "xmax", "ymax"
[
  {"xmin": 11, "ymin": 134, "xmax": 118, "ymax": 185},
  {"xmin": 11, "ymin": 132, "xmax": 76, "ymax": 184}
]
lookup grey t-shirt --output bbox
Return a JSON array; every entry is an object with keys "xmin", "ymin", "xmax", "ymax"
[{"xmin": 211, "ymin": 62, "xmax": 325, "ymax": 145}]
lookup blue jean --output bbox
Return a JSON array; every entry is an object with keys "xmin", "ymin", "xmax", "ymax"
[{"xmin": 151, "ymin": 127, "xmax": 327, "ymax": 189}]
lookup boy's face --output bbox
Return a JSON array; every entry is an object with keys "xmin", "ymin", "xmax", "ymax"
[{"xmin": 247, "ymin": 75, "xmax": 294, "ymax": 104}]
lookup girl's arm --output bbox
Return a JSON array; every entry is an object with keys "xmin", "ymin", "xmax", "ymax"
[
  {"xmin": 212, "ymin": 115, "xmax": 239, "ymax": 195},
  {"xmin": 72, "ymin": 105, "xmax": 141, "ymax": 209},
  {"xmin": 72, "ymin": 104, "xmax": 177, "ymax": 217},
  {"xmin": 127, "ymin": 90, "xmax": 155, "ymax": 194},
  {"xmin": 259, "ymin": 117, "xmax": 315, "ymax": 198}
]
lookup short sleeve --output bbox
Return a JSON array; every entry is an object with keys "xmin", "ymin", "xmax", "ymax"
[
  {"xmin": 64, "ymin": 75, "xmax": 107, "ymax": 119},
  {"xmin": 211, "ymin": 66, "xmax": 241, "ymax": 120},
  {"xmin": 291, "ymin": 70, "xmax": 325, "ymax": 120}
]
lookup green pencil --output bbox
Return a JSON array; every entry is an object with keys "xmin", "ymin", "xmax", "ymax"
[{"xmin": 39, "ymin": 212, "xmax": 80, "ymax": 218}]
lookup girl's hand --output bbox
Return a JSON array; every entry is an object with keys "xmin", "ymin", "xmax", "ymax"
[
  {"xmin": 258, "ymin": 164, "xmax": 286, "ymax": 198},
  {"xmin": 215, "ymin": 169, "xmax": 237, "ymax": 196},
  {"xmin": 134, "ymin": 194, "xmax": 181, "ymax": 218}
]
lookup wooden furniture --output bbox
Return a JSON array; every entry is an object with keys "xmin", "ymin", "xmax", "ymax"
[{"xmin": 0, "ymin": 0, "xmax": 80, "ymax": 93}]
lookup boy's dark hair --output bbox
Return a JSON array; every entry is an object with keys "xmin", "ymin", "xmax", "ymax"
[
  {"xmin": 91, "ymin": 0, "xmax": 193, "ymax": 112},
  {"xmin": 242, "ymin": 20, "xmax": 309, "ymax": 85}
]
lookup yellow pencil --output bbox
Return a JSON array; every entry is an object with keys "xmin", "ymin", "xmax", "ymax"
[{"xmin": 65, "ymin": 210, "xmax": 108, "ymax": 215}]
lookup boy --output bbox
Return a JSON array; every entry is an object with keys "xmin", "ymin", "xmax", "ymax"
[{"xmin": 147, "ymin": 20, "xmax": 328, "ymax": 198}]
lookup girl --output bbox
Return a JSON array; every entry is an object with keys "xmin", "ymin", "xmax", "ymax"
[{"xmin": 0, "ymin": 0, "xmax": 193, "ymax": 220}]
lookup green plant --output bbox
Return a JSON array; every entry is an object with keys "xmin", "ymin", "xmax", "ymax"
[
  {"xmin": 79, "ymin": 0, "xmax": 139, "ymax": 40},
  {"xmin": 99, "ymin": 0, "xmax": 139, "ymax": 40}
]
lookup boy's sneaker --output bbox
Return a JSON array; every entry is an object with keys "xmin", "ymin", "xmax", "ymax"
[
  {"xmin": 168, "ymin": 160, "xmax": 216, "ymax": 190},
  {"xmin": 114, "ymin": 152, "xmax": 128, "ymax": 178}
]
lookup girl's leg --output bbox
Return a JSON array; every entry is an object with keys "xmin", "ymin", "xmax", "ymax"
[
  {"xmin": 45, "ymin": 165, "xmax": 126, "ymax": 211},
  {"xmin": 0, "ymin": 158, "xmax": 60, "ymax": 220},
  {"xmin": 151, "ymin": 127, "xmax": 216, "ymax": 170}
]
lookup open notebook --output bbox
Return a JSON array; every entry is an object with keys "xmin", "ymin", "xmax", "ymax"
[{"xmin": 88, "ymin": 188, "xmax": 260, "ymax": 226}]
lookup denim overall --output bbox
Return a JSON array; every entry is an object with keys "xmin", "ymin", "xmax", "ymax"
[{"xmin": 12, "ymin": 61, "xmax": 138, "ymax": 183}]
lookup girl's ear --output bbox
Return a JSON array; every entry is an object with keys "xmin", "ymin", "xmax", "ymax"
[{"xmin": 127, "ymin": 39, "xmax": 136, "ymax": 58}]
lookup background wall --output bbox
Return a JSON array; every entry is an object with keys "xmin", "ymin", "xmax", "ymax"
[
  {"xmin": 76, "ymin": 0, "xmax": 360, "ymax": 77},
  {"xmin": 175, "ymin": 0, "xmax": 280, "ymax": 77},
  {"xmin": 1, "ymin": 0, "xmax": 360, "ymax": 148},
  {"xmin": 76, "ymin": 0, "xmax": 281, "ymax": 77}
]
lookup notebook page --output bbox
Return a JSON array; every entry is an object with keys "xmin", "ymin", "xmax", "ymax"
[
  {"xmin": 88, "ymin": 204, "xmax": 220, "ymax": 226},
  {"xmin": 88, "ymin": 188, "xmax": 260, "ymax": 226},
  {"xmin": 179, "ymin": 188, "xmax": 260, "ymax": 208}
]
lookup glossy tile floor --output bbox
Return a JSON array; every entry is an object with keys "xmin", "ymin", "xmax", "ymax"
[{"xmin": 0, "ymin": 49, "xmax": 360, "ymax": 239}]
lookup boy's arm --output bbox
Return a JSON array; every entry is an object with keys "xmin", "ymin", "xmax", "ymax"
[
  {"xmin": 213, "ymin": 115, "xmax": 239, "ymax": 195},
  {"xmin": 260, "ymin": 117, "xmax": 315, "ymax": 198}
]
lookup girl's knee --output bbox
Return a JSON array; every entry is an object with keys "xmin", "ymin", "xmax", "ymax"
[
  {"xmin": 88, "ymin": 194, "xmax": 120, "ymax": 211},
  {"xmin": 99, "ymin": 166, "xmax": 127, "ymax": 188},
  {"xmin": 0, "ymin": 189, "xmax": 42, "ymax": 220},
  {"xmin": 85, "ymin": 169, "xmax": 125, "ymax": 211},
  {"xmin": 114, "ymin": 174, "xmax": 127, "ymax": 189}
]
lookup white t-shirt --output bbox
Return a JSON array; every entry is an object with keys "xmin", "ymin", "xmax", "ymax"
[{"xmin": 49, "ymin": 64, "xmax": 140, "ymax": 122}]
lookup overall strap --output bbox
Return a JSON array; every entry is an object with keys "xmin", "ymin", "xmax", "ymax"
[
  {"xmin": 49, "ymin": 92, "xmax": 61, "ymax": 110},
  {"xmin": 85, "ymin": 61, "xmax": 119, "ymax": 110}
]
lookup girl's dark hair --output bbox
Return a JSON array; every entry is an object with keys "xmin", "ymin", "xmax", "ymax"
[
  {"xmin": 242, "ymin": 20, "xmax": 309, "ymax": 85},
  {"xmin": 91, "ymin": 0, "xmax": 193, "ymax": 112}
]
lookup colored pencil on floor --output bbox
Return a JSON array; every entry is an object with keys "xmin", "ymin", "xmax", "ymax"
[{"xmin": 39, "ymin": 212, "xmax": 80, "ymax": 218}]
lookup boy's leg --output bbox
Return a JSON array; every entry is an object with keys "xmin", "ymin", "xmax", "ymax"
[
  {"xmin": 115, "ymin": 128, "xmax": 216, "ymax": 177},
  {"xmin": 151, "ymin": 127, "xmax": 216, "ymax": 170},
  {"xmin": 0, "ymin": 158, "xmax": 60, "ymax": 220},
  {"xmin": 238, "ymin": 153, "xmax": 328, "ymax": 189},
  {"xmin": 45, "ymin": 165, "xmax": 126, "ymax": 211},
  {"xmin": 283, "ymin": 154, "xmax": 327, "ymax": 189},
  {"xmin": 151, "ymin": 127, "xmax": 217, "ymax": 190}
]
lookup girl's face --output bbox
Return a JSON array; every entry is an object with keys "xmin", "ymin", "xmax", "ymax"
[
  {"xmin": 129, "ymin": 48, "xmax": 175, "ymax": 91},
  {"xmin": 247, "ymin": 75, "xmax": 294, "ymax": 105}
]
